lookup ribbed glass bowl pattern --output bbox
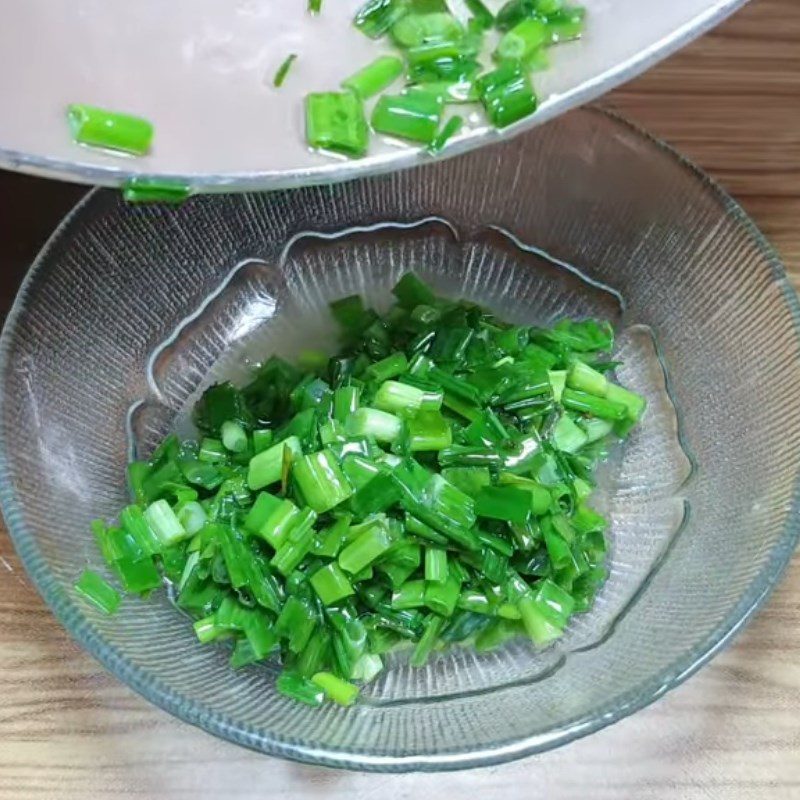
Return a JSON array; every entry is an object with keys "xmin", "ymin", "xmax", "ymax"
[{"xmin": 1, "ymin": 108, "xmax": 798, "ymax": 771}]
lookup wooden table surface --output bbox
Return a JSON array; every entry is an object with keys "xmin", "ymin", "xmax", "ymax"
[{"xmin": 1, "ymin": 1, "xmax": 799, "ymax": 797}]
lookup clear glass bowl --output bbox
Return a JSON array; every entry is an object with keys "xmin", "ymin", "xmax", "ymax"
[{"xmin": 1, "ymin": 107, "xmax": 798, "ymax": 771}]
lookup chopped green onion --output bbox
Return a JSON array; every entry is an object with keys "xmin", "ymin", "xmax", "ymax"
[
  {"xmin": 67, "ymin": 104, "xmax": 154, "ymax": 156},
  {"xmin": 371, "ymin": 91, "xmax": 443, "ymax": 145},
  {"xmin": 277, "ymin": 672, "xmax": 325, "ymax": 706},
  {"xmin": 405, "ymin": 410, "xmax": 452, "ymax": 451},
  {"xmin": 476, "ymin": 62, "xmax": 537, "ymax": 128},
  {"xmin": 270, "ymin": 508, "xmax": 317, "ymax": 575},
  {"xmin": 247, "ymin": 436, "xmax": 301, "ymax": 490},
  {"xmin": 221, "ymin": 420, "xmax": 248, "ymax": 453},
  {"xmin": 465, "ymin": 0, "xmax": 494, "ymax": 28},
  {"xmin": 273, "ymin": 54, "xmax": 298, "ymax": 87},
  {"xmin": 354, "ymin": 0, "xmax": 409, "ymax": 38},
  {"xmin": 74, "ymin": 570, "xmax": 121, "ymax": 615},
  {"xmin": 392, "ymin": 272, "xmax": 436, "ymax": 308},
  {"xmin": 144, "ymin": 499, "xmax": 188, "ymax": 545},
  {"xmin": 306, "ymin": 92, "xmax": 369, "ymax": 157},
  {"xmin": 114, "ymin": 556, "xmax": 161, "ymax": 594},
  {"xmin": 391, "ymin": 11, "xmax": 463, "ymax": 47},
  {"xmin": 411, "ymin": 613, "xmax": 445, "ymax": 666},
  {"xmin": 311, "ymin": 671, "xmax": 359, "ymax": 706},
  {"xmin": 339, "ymin": 517, "xmax": 393, "ymax": 573},
  {"xmin": 122, "ymin": 178, "xmax": 191, "ymax": 205},
  {"xmin": 374, "ymin": 380, "xmax": 442, "ymax": 415},
  {"xmin": 475, "ymin": 485, "xmax": 531, "ymax": 524},
  {"xmin": 91, "ymin": 273, "xmax": 640, "ymax": 709},
  {"xmin": 367, "ymin": 351, "xmax": 409, "ymax": 382},
  {"xmin": 551, "ymin": 413, "xmax": 588, "ymax": 453},
  {"xmin": 424, "ymin": 547, "xmax": 448, "ymax": 583},
  {"xmin": 561, "ymin": 388, "xmax": 628, "ymax": 421},
  {"xmin": 545, "ymin": 6, "xmax": 586, "ymax": 43},
  {"xmin": 495, "ymin": 17, "xmax": 548, "ymax": 62},
  {"xmin": 292, "ymin": 449, "xmax": 353, "ymax": 513},
  {"xmin": 342, "ymin": 56, "xmax": 404, "ymax": 98},
  {"xmin": 346, "ymin": 407, "xmax": 403, "ymax": 443},
  {"xmin": 176, "ymin": 500, "xmax": 207, "ymax": 535},
  {"xmin": 392, "ymin": 579, "xmax": 427, "ymax": 609},
  {"xmin": 428, "ymin": 114, "xmax": 463, "ymax": 153},
  {"xmin": 311, "ymin": 562, "xmax": 356, "ymax": 605}
]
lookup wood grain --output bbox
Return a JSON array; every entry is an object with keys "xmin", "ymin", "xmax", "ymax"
[{"xmin": 1, "ymin": 0, "xmax": 799, "ymax": 797}]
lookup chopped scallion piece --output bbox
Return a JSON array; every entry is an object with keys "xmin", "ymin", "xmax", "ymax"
[
  {"xmin": 342, "ymin": 55, "xmax": 404, "ymax": 98},
  {"xmin": 273, "ymin": 54, "xmax": 298, "ymax": 87},
  {"xmin": 74, "ymin": 570, "xmax": 121, "ymax": 615},
  {"xmin": 311, "ymin": 671, "xmax": 360, "ymax": 706},
  {"xmin": 221, "ymin": 420, "xmax": 248, "ymax": 453},
  {"xmin": 305, "ymin": 92, "xmax": 369, "ymax": 157},
  {"xmin": 371, "ymin": 91, "xmax": 443, "ymax": 145},
  {"xmin": 91, "ymin": 272, "xmax": 639, "ymax": 709},
  {"xmin": 475, "ymin": 62, "xmax": 538, "ymax": 128},
  {"xmin": 311, "ymin": 562, "xmax": 356, "ymax": 605},
  {"xmin": 122, "ymin": 178, "xmax": 191, "ymax": 205},
  {"xmin": 67, "ymin": 104, "xmax": 154, "ymax": 156},
  {"xmin": 429, "ymin": 114, "xmax": 464, "ymax": 153}
]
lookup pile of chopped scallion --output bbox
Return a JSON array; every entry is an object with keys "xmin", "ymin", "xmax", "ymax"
[{"xmin": 78, "ymin": 274, "xmax": 644, "ymax": 708}]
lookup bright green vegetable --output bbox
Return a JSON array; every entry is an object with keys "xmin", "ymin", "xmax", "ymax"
[
  {"xmin": 67, "ymin": 104, "xmax": 153, "ymax": 156},
  {"xmin": 475, "ymin": 62, "xmax": 538, "ymax": 128},
  {"xmin": 428, "ymin": 114, "xmax": 463, "ymax": 153},
  {"xmin": 311, "ymin": 671, "xmax": 360, "ymax": 706},
  {"xmin": 339, "ymin": 517, "xmax": 394, "ymax": 573},
  {"xmin": 276, "ymin": 672, "xmax": 325, "ymax": 706},
  {"xmin": 74, "ymin": 570, "xmax": 121, "ymax": 615},
  {"xmin": 465, "ymin": 0, "xmax": 494, "ymax": 29},
  {"xmin": 221, "ymin": 420, "xmax": 248, "ymax": 453},
  {"xmin": 292, "ymin": 449, "xmax": 353, "ymax": 513},
  {"xmin": 311, "ymin": 562, "xmax": 355, "ymax": 605},
  {"xmin": 346, "ymin": 407, "xmax": 403, "ymax": 443},
  {"xmin": 89, "ymin": 272, "xmax": 642, "ymax": 708},
  {"xmin": 306, "ymin": 0, "xmax": 588, "ymax": 159},
  {"xmin": 305, "ymin": 92, "xmax": 369, "ymax": 157},
  {"xmin": 354, "ymin": 0, "xmax": 409, "ymax": 39},
  {"xmin": 424, "ymin": 547, "xmax": 448, "ymax": 583},
  {"xmin": 391, "ymin": 12, "xmax": 463, "ymax": 47},
  {"xmin": 371, "ymin": 91, "xmax": 443, "ymax": 144},
  {"xmin": 273, "ymin": 54, "xmax": 298, "ymax": 87},
  {"xmin": 495, "ymin": 18, "xmax": 548, "ymax": 63},
  {"xmin": 342, "ymin": 56, "xmax": 404, "ymax": 98},
  {"xmin": 122, "ymin": 178, "xmax": 191, "ymax": 205},
  {"xmin": 144, "ymin": 499, "xmax": 187, "ymax": 545},
  {"xmin": 248, "ymin": 436, "xmax": 301, "ymax": 490}
]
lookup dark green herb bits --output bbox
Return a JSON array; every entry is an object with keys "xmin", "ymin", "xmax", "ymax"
[{"xmin": 89, "ymin": 273, "xmax": 644, "ymax": 707}]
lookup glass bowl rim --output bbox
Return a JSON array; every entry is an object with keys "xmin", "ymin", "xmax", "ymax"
[{"xmin": 0, "ymin": 106, "xmax": 797, "ymax": 772}]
